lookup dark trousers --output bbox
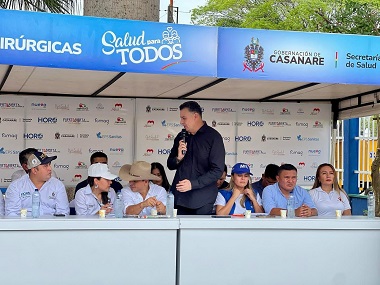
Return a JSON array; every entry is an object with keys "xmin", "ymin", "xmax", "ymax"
[{"xmin": 176, "ymin": 203, "xmax": 214, "ymax": 215}]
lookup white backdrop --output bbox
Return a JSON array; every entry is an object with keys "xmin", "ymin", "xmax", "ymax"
[
  {"xmin": 0, "ymin": 96, "xmax": 330, "ymax": 188},
  {"xmin": 135, "ymin": 99, "xmax": 331, "ymax": 186},
  {"xmin": 0, "ymin": 95, "xmax": 134, "ymax": 187}
]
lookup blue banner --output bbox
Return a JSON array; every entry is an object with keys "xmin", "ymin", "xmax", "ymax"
[
  {"xmin": 218, "ymin": 27, "xmax": 380, "ymax": 85},
  {"xmin": 0, "ymin": 10, "xmax": 218, "ymax": 77}
]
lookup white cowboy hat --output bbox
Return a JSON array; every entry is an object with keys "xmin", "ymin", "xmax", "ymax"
[{"xmin": 119, "ymin": 161, "xmax": 160, "ymax": 181}]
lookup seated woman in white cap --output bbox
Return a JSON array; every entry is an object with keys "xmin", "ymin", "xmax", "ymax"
[
  {"xmin": 119, "ymin": 161, "xmax": 167, "ymax": 216},
  {"xmin": 215, "ymin": 162, "xmax": 263, "ymax": 215},
  {"xmin": 75, "ymin": 163, "xmax": 118, "ymax": 216}
]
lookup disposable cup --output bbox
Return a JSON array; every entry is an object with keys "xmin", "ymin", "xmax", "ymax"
[
  {"xmin": 20, "ymin": 209, "xmax": 27, "ymax": 218},
  {"xmin": 151, "ymin": 209, "xmax": 158, "ymax": 216},
  {"xmin": 245, "ymin": 210, "xmax": 251, "ymax": 218},
  {"xmin": 99, "ymin": 209, "xmax": 106, "ymax": 218},
  {"xmin": 173, "ymin": 209, "xmax": 178, "ymax": 218},
  {"xmin": 335, "ymin": 210, "xmax": 342, "ymax": 218},
  {"xmin": 280, "ymin": 209, "xmax": 287, "ymax": 218}
]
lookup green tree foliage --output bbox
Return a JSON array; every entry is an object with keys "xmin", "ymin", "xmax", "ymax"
[
  {"xmin": 0, "ymin": 0, "xmax": 78, "ymax": 13},
  {"xmin": 191, "ymin": 0, "xmax": 380, "ymax": 35}
]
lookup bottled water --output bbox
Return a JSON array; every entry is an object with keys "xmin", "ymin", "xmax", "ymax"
[
  {"xmin": 114, "ymin": 191, "xmax": 124, "ymax": 218},
  {"xmin": 32, "ymin": 189, "xmax": 40, "ymax": 218},
  {"xmin": 287, "ymin": 194, "xmax": 295, "ymax": 218},
  {"xmin": 367, "ymin": 190, "xmax": 375, "ymax": 218},
  {"xmin": 166, "ymin": 192, "xmax": 174, "ymax": 217}
]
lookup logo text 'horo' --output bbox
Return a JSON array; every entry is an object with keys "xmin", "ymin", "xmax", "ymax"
[{"xmin": 101, "ymin": 27, "xmax": 182, "ymax": 65}]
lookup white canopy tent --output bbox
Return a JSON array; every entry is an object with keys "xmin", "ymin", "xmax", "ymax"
[{"xmin": 1, "ymin": 64, "xmax": 379, "ymax": 120}]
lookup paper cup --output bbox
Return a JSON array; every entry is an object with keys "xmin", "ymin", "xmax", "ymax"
[
  {"xmin": 245, "ymin": 210, "xmax": 251, "ymax": 218},
  {"xmin": 151, "ymin": 209, "xmax": 157, "ymax": 216},
  {"xmin": 20, "ymin": 209, "xmax": 27, "ymax": 218},
  {"xmin": 173, "ymin": 209, "xmax": 178, "ymax": 218},
  {"xmin": 99, "ymin": 209, "xmax": 106, "ymax": 218},
  {"xmin": 280, "ymin": 209, "xmax": 287, "ymax": 218},
  {"xmin": 335, "ymin": 210, "xmax": 342, "ymax": 218}
]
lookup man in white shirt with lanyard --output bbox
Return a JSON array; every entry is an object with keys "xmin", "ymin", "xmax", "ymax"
[{"xmin": 5, "ymin": 151, "xmax": 69, "ymax": 216}]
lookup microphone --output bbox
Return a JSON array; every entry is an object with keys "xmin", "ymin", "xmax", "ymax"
[{"xmin": 181, "ymin": 128, "xmax": 187, "ymax": 155}]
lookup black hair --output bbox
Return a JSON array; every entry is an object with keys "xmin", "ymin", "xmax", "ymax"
[
  {"xmin": 19, "ymin": 148, "xmax": 38, "ymax": 165},
  {"xmin": 88, "ymin": 176, "xmax": 108, "ymax": 204},
  {"xmin": 151, "ymin": 162, "xmax": 171, "ymax": 192},
  {"xmin": 90, "ymin": 152, "xmax": 108, "ymax": 164},
  {"xmin": 179, "ymin": 101, "xmax": 202, "ymax": 118},
  {"xmin": 278, "ymin": 163, "xmax": 297, "ymax": 175},
  {"xmin": 264, "ymin": 164, "xmax": 280, "ymax": 180}
]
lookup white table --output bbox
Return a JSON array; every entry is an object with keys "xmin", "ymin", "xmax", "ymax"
[
  {"xmin": 1, "ymin": 215, "xmax": 379, "ymax": 285},
  {"xmin": 177, "ymin": 216, "xmax": 380, "ymax": 285},
  {"xmin": 0, "ymin": 216, "xmax": 179, "ymax": 285}
]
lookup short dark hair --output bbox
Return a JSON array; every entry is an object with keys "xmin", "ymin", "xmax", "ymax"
[
  {"xmin": 278, "ymin": 163, "xmax": 297, "ymax": 175},
  {"xmin": 264, "ymin": 164, "xmax": 280, "ymax": 180},
  {"xmin": 179, "ymin": 101, "xmax": 202, "ymax": 118},
  {"xmin": 19, "ymin": 148, "xmax": 38, "ymax": 165},
  {"xmin": 90, "ymin": 152, "xmax": 108, "ymax": 164}
]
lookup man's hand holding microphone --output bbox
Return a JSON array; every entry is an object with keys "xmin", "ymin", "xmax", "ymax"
[
  {"xmin": 177, "ymin": 128, "xmax": 187, "ymax": 161},
  {"xmin": 176, "ymin": 128, "xmax": 192, "ymax": 192}
]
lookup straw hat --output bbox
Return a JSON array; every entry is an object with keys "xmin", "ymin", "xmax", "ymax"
[{"xmin": 119, "ymin": 161, "xmax": 161, "ymax": 181}]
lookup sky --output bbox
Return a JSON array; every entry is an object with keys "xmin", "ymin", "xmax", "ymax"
[{"xmin": 159, "ymin": 0, "xmax": 207, "ymax": 25}]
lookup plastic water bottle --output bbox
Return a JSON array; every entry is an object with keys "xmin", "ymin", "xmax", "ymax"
[
  {"xmin": 367, "ymin": 190, "xmax": 375, "ymax": 218},
  {"xmin": 32, "ymin": 189, "xmax": 40, "ymax": 218},
  {"xmin": 287, "ymin": 194, "xmax": 295, "ymax": 218},
  {"xmin": 166, "ymin": 192, "xmax": 174, "ymax": 217},
  {"xmin": 114, "ymin": 191, "xmax": 124, "ymax": 218}
]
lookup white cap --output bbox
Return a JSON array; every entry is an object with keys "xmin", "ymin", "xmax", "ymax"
[{"xmin": 88, "ymin": 163, "xmax": 117, "ymax": 180}]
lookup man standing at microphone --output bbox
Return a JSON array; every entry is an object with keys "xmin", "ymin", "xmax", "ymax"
[{"xmin": 167, "ymin": 101, "xmax": 225, "ymax": 215}]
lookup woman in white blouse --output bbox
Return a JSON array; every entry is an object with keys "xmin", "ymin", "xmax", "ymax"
[
  {"xmin": 309, "ymin": 163, "xmax": 351, "ymax": 216},
  {"xmin": 75, "ymin": 163, "xmax": 117, "ymax": 216}
]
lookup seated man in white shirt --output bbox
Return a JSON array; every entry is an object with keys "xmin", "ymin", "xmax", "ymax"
[
  {"xmin": 11, "ymin": 147, "xmax": 57, "ymax": 181},
  {"xmin": 5, "ymin": 151, "xmax": 69, "ymax": 216},
  {"xmin": 119, "ymin": 161, "xmax": 167, "ymax": 216}
]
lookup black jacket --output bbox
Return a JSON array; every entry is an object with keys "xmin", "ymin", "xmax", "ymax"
[{"xmin": 167, "ymin": 123, "xmax": 225, "ymax": 209}]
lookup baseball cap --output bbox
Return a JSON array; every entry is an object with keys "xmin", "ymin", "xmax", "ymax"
[
  {"xmin": 88, "ymin": 163, "xmax": 117, "ymax": 180},
  {"xmin": 231, "ymin": 163, "xmax": 252, "ymax": 175},
  {"xmin": 27, "ymin": 151, "xmax": 57, "ymax": 169}
]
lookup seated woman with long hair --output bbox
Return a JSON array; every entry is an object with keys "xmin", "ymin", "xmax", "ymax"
[
  {"xmin": 151, "ymin": 162, "xmax": 171, "ymax": 192},
  {"xmin": 215, "ymin": 163, "xmax": 263, "ymax": 215},
  {"xmin": 309, "ymin": 163, "xmax": 351, "ymax": 216}
]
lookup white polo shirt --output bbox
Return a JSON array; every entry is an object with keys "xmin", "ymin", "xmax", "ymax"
[
  {"xmin": 309, "ymin": 187, "xmax": 351, "ymax": 216},
  {"xmin": 75, "ymin": 185, "xmax": 116, "ymax": 216},
  {"xmin": 121, "ymin": 182, "xmax": 167, "ymax": 216},
  {"xmin": 5, "ymin": 174, "xmax": 69, "ymax": 216}
]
